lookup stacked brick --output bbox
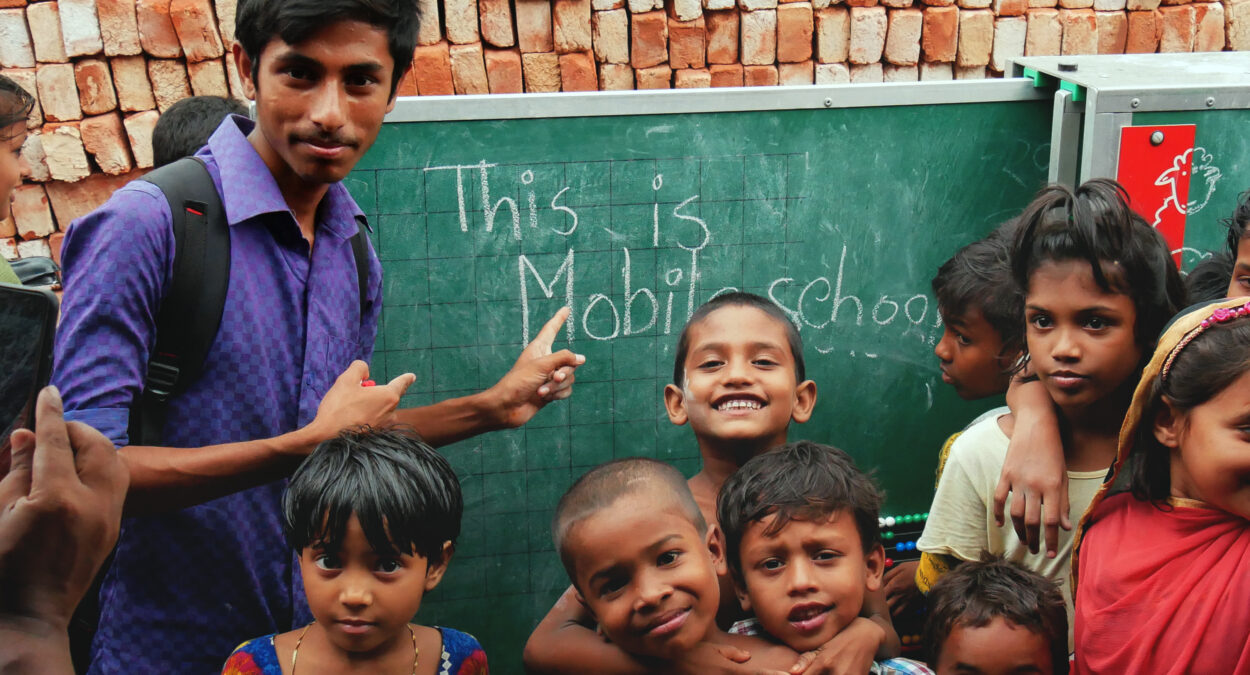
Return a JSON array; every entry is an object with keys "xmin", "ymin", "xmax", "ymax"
[{"xmin": 1, "ymin": 0, "xmax": 1246, "ymax": 263}]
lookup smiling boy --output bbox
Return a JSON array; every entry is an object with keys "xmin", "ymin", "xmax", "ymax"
[{"xmin": 51, "ymin": 0, "xmax": 580, "ymax": 671}]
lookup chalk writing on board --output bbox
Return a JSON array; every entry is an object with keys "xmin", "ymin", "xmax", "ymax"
[
  {"xmin": 1153, "ymin": 146, "xmax": 1222, "ymax": 228},
  {"xmin": 426, "ymin": 156, "xmax": 943, "ymax": 353}
]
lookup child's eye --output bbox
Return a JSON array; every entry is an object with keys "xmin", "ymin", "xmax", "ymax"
[
  {"xmin": 752, "ymin": 358, "xmax": 778, "ymax": 367},
  {"xmin": 1029, "ymin": 314, "xmax": 1052, "ymax": 329},
  {"xmin": 375, "ymin": 558, "xmax": 402, "ymax": 574},
  {"xmin": 345, "ymin": 72, "xmax": 379, "ymax": 89},
  {"xmin": 812, "ymin": 550, "xmax": 841, "ymax": 562},
  {"xmin": 657, "ymin": 550, "xmax": 681, "ymax": 566},
  {"xmin": 283, "ymin": 66, "xmax": 315, "ymax": 82},
  {"xmin": 954, "ymin": 331, "xmax": 972, "ymax": 346},
  {"xmin": 759, "ymin": 558, "xmax": 784, "ymax": 572},
  {"xmin": 698, "ymin": 359, "xmax": 724, "ymax": 369},
  {"xmin": 597, "ymin": 577, "xmax": 626, "ymax": 598},
  {"xmin": 1238, "ymin": 276, "xmax": 1250, "ymax": 289},
  {"xmin": 313, "ymin": 554, "xmax": 341, "ymax": 571},
  {"xmin": 1085, "ymin": 316, "xmax": 1108, "ymax": 330}
]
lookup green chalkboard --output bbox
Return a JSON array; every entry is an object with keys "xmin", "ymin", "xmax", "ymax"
[
  {"xmin": 1133, "ymin": 110, "xmax": 1250, "ymax": 269},
  {"xmin": 343, "ymin": 88, "xmax": 1052, "ymax": 672}
]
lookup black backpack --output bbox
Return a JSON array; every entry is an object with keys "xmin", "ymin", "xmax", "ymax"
[{"xmin": 126, "ymin": 156, "xmax": 372, "ymax": 446}]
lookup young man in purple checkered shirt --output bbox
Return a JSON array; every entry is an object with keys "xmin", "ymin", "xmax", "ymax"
[{"xmin": 50, "ymin": 0, "xmax": 582, "ymax": 671}]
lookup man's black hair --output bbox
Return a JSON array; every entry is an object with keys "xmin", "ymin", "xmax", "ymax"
[
  {"xmin": 924, "ymin": 557, "xmax": 1069, "ymax": 674},
  {"xmin": 932, "ymin": 219, "xmax": 1024, "ymax": 359},
  {"xmin": 0, "ymin": 75, "xmax": 35, "ymax": 132},
  {"xmin": 151, "ymin": 96, "xmax": 248, "ymax": 168},
  {"xmin": 284, "ymin": 426, "xmax": 461, "ymax": 562},
  {"xmin": 1012, "ymin": 178, "xmax": 1186, "ymax": 348},
  {"xmin": 672, "ymin": 292, "xmax": 805, "ymax": 386},
  {"xmin": 715, "ymin": 440, "xmax": 881, "ymax": 584},
  {"xmin": 234, "ymin": 0, "xmax": 419, "ymax": 98}
]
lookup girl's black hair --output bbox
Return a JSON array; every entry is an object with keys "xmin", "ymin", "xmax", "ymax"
[
  {"xmin": 284, "ymin": 426, "xmax": 462, "ymax": 561},
  {"xmin": 1185, "ymin": 251, "xmax": 1235, "ymax": 304},
  {"xmin": 1011, "ymin": 178, "xmax": 1186, "ymax": 349},
  {"xmin": 0, "ymin": 75, "xmax": 35, "ymax": 133},
  {"xmin": 1223, "ymin": 189, "xmax": 1250, "ymax": 260},
  {"xmin": 1128, "ymin": 319, "xmax": 1250, "ymax": 502}
]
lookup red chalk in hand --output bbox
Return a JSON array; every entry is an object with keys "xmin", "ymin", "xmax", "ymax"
[{"xmin": 361, "ymin": 380, "xmax": 376, "ymax": 387}]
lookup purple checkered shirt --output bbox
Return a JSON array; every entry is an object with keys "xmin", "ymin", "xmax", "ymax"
[{"xmin": 52, "ymin": 115, "xmax": 384, "ymax": 674}]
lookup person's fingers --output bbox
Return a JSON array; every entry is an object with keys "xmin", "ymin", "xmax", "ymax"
[
  {"xmin": 65, "ymin": 421, "xmax": 126, "ymax": 494},
  {"xmin": 1043, "ymin": 500, "xmax": 1061, "ymax": 559},
  {"xmin": 0, "ymin": 428, "xmax": 36, "ymax": 502},
  {"xmin": 1022, "ymin": 494, "xmax": 1041, "ymax": 554},
  {"xmin": 526, "ymin": 307, "xmax": 571, "ymax": 356},
  {"xmin": 992, "ymin": 476, "xmax": 1010, "ymax": 528},
  {"xmin": 532, "ymin": 350, "xmax": 586, "ymax": 378},
  {"xmin": 1059, "ymin": 483, "xmax": 1073, "ymax": 532},
  {"xmin": 384, "ymin": 372, "xmax": 417, "ymax": 398},
  {"xmin": 789, "ymin": 651, "xmax": 816, "ymax": 674},
  {"xmin": 335, "ymin": 360, "xmax": 370, "ymax": 386},
  {"xmin": 1008, "ymin": 487, "xmax": 1027, "ymax": 539},
  {"xmin": 713, "ymin": 645, "xmax": 752, "ymax": 664},
  {"xmin": 30, "ymin": 386, "xmax": 76, "ymax": 494}
]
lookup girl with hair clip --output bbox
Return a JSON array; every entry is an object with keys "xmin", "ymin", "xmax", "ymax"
[
  {"xmin": 1072, "ymin": 298, "xmax": 1250, "ymax": 674},
  {"xmin": 0, "ymin": 75, "xmax": 34, "ymax": 285},
  {"xmin": 917, "ymin": 179, "xmax": 1186, "ymax": 651}
]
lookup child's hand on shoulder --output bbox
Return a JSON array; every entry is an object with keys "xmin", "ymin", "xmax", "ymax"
[
  {"xmin": 788, "ymin": 617, "xmax": 883, "ymax": 675},
  {"xmin": 662, "ymin": 642, "xmax": 790, "ymax": 675}
]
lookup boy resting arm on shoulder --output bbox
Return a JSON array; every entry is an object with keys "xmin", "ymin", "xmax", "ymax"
[
  {"xmin": 717, "ymin": 441, "xmax": 933, "ymax": 675},
  {"xmin": 552, "ymin": 458, "xmax": 797, "ymax": 674}
]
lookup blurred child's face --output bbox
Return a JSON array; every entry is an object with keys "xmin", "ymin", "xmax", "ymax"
[
  {"xmin": 299, "ymin": 514, "xmax": 449, "ymax": 656},
  {"xmin": 568, "ymin": 491, "xmax": 724, "ymax": 660},
  {"xmin": 1228, "ymin": 236, "xmax": 1250, "ymax": 299},
  {"xmin": 934, "ymin": 306, "xmax": 1012, "ymax": 400},
  {"xmin": 665, "ymin": 305, "xmax": 816, "ymax": 452},
  {"xmin": 0, "ymin": 120, "xmax": 30, "ymax": 221},
  {"xmin": 1157, "ymin": 368, "xmax": 1250, "ymax": 521},
  {"xmin": 734, "ymin": 511, "xmax": 884, "ymax": 653},
  {"xmin": 1025, "ymin": 260, "xmax": 1141, "ymax": 419},
  {"xmin": 935, "ymin": 616, "xmax": 1053, "ymax": 675}
]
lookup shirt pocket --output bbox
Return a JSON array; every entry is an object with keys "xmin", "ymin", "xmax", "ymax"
[{"xmin": 310, "ymin": 329, "xmax": 363, "ymax": 398}]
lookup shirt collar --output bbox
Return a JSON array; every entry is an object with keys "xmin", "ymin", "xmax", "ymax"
[{"xmin": 202, "ymin": 115, "xmax": 365, "ymax": 240}]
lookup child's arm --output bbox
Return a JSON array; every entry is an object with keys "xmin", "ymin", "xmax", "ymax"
[
  {"xmin": 786, "ymin": 616, "xmax": 890, "ymax": 675},
  {"xmin": 524, "ymin": 587, "xmax": 789, "ymax": 675},
  {"xmin": 992, "ymin": 378, "xmax": 1069, "ymax": 557}
]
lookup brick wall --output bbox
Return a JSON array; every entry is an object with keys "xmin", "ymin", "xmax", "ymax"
[{"xmin": 1, "ymin": 0, "xmax": 1246, "ymax": 263}]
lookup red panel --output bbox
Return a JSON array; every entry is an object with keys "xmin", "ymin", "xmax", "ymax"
[{"xmin": 1116, "ymin": 124, "xmax": 1196, "ymax": 267}]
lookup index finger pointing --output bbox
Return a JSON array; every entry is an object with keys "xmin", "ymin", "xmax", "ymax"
[
  {"xmin": 529, "ymin": 307, "xmax": 571, "ymax": 354},
  {"xmin": 31, "ymin": 386, "xmax": 77, "ymax": 493}
]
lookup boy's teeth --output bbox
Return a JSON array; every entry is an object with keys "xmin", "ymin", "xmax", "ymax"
[{"xmin": 719, "ymin": 399, "xmax": 761, "ymax": 410}]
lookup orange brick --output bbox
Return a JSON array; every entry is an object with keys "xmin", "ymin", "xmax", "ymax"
[
  {"xmin": 484, "ymin": 47, "xmax": 523, "ymax": 93},
  {"xmin": 11, "ymin": 184, "xmax": 54, "ymax": 240},
  {"xmin": 778, "ymin": 59, "xmax": 814, "ymax": 83},
  {"xmin": 215, "ymin": 0, "xmax": 237, "ymax": 47},
  {"xmin": 994, "ymin": 0, "xmax": 1028, "ymax": 14},
  {"xmin": 60, "ymin": 0, "xmax": 105, "ymax": 57},
  {"xmin": 885, "ymin": 8, "xmax": 923, "ymax": 64},
  {"xmin": 1026, "ymin": 7, "xmax": 1063, "ymax": 54},
  {"xmin": 632, "ymin": 10, "xmax": 668, "ymax": 67},
  {"xmin": 44, "ymin": 170, "xmax": 140, "ymax": 226},
  {"xmin": 673, "ymin": 67, "xmax": 711, "ymax": 87},
  {"xmin": 635, "ymin": 64, "xmax": 672, "ymax": 88},
  {"xmin": 480, "ymin": 0, "xmax": 516, "ymax": 47},
  {"xmin": 521, "ymin": 51, "xmax": 561, "ymax": 91},
  {"xmin": 516, "ymin": 0, "xmax": 554, "ymax": 52},
  {"xmin": 1125, "ymin": 9, "xmax": 1160, "ymax": 52},
  {"xmin": 448, "ymin": 42, "xmax": 489, "ymax": 94},
  {"xmin": 559, "ymin": 50, "xmax": 598, "ymax": 89},
  {"xmin": 598, "ymin": 62, "xmax": 634, "ymax": 89},
  {"xmin": 1096, "ymin": 10, "xmax": 1128, "ymax": 52},
  {"xmin": 922, "ymin": 5, "xmax": 958, "ymax": 61},
  {"xmin": 147, "ymin": 58, "xmax": 191, "ymax": 111},
  {"xmin": 669, "ymin": 16, "xmax": 707, "ymax": 68},
  {"xmin": 741, "ymin": 9, "xmax": 778, "ymax": 65},
  {"xmin": 816, "ymin": 7, "xmax": 850, "ymax": 61},
  {"xmin": 554, "ymin": 0, "xmax": 593, "ymax": 52},
  {"xmin": 41, "ymin": 122, "xmax": 91, "ymax": 182},
  {"xmin": 1060, "ymin": 8, "xmax": 1097, "ymax": 52},
  {"xmin": 80, "ymin": 112, "xmax": 133, "ymax": 175},
  {"xmin": 171, "ymin": 0, "xmax": 224, "ymax": 62},
  {"xmin": 122, "ymin": 108, "xmax": 159, "ymax": 167},
  {"xmin": 445, "ymin": 0, "xmax": 480, "ymax": 44},
  {"xmin": 394, "ymin": 67, "xmax": 418, "ymax": 96},
  {"xmin": 49, "ymin": 231, "xmax": 65, "ymax": 266},
  {"xmin": 778, "ymin": 2, "xmax": 815, "ymax": 61},
  {"xmin": 710, "ymin": 62, "xmax": 744, "ymax": 85},
  {"xmin": 415, "ymin": 0, "xmax": 441, "ymax": 45},
  {"xmin": 743, "ymin": 63, "xmax": 779, "ymax": 85},
  {"xmin": 98, "ymin": 0, "xmax": 143, "ymax": 56},
  {"xmin": 412, "ymin": 41, "xmax": 454, "ymax": 95},
  {"xmin": 593, "ymin": 8, "xmax": 630, "ymax": 63},
  {"xmin": 187, "ymin": 57, "xmax": 229, "ymax": 97},
  {"xmin": 74, "ymin": 59, "xmax": 118, "ymax": 115},
  {"xmin": 110, "ymin": 54, "xmax": 157, "ymax": 111},
  {"xmin": 27, "ymin": 2, "xmax": 69, "ymax": 63},
  {"xmin": 957, "ymin": 8, "xmax": 994, "ymax": 65},
  {"xmin": 136, "ymin": 0, "xmax": 183, "ymax": 58},
  {"xmin": 706, "ymin": 10, "xmax": 740, "ymax": 63},
  {"xmin": 1193, "ymin": 2, "xmax": 1223, "ymax": 51},
  {"xmin": 1158, "ymin": 4, "xmax": 1195, "ymax": 50},
  {"xmin": 37, "ymin": 63, "xmax": 82, "ymax": 122}
]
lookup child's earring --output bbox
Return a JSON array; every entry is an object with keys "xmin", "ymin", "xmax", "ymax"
[
  {"xmin": 423, "ymin": 541, "xmax": 455, "ymax": 591},
  {"xmin": 663, "ymin": 383, "xmax": 689, "ymax": 426},
  {"xmin": 791, "ymin": 380, "xmax": 817, "ymax": 423}
]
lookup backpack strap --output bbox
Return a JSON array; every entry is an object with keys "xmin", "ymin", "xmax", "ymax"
[
  {"xmin": 129, "ymin": 157, "xmax": 229, "ymax": 446},
  {"xmin": 350, "ymin": 217, "xmax": 371, "ymax": 317}
]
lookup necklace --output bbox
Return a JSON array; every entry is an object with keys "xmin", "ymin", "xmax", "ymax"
[{"xmin": 290, "ymin": 622, "xmax": 419, "ymax": 674}]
